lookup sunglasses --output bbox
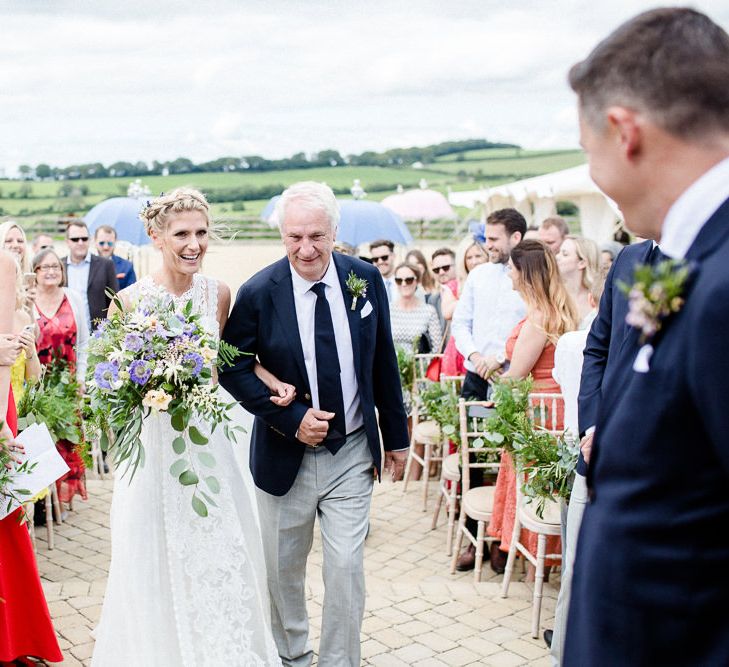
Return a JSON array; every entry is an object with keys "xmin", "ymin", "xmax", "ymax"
[
  {"xmin": 97, "ymin": 241, "xmax": 114, "ymax": 247},
  {"xmin": 433, "ymin": 264, "xmax": 452, "ymax": 274},
  {"xmin": 394, "ymin": 276, "xmax": 417, "ymax": 286},
  {"xmin": 372, "ymin": 254, "xmax": 391, "ymax": 263},
  {"xmin": 69, "ymin": 236, "xmax": 89, "ymax": 243}
]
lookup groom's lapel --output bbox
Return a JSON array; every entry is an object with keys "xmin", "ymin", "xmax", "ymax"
[
  {"xmin": 334, "ymin": 254, "xmax": 363, "ymax": 382},
  {"xmin": 270, "ymin": 264, "xmax": 310, "ymax": 389}
]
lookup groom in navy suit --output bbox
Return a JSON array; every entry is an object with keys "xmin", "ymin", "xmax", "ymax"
[
  {"xmin": 221, "ymin": 181, "xmax": 408, "ymax": 666},
  {"xmin": 564, "ymin": 8, "xmax": 729, "ymax": 666}
]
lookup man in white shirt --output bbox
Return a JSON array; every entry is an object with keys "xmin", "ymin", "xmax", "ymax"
[
  {"xmin": 369, "ymin": 239, "xmax": 396, "ymax": 302},
  {"xmin": 451, "ymin": 208, "xmax": 527, "ymax": 571},
  {"xmin": 452, "ymin": 208, "xmax": 527, "ymax": 402}
]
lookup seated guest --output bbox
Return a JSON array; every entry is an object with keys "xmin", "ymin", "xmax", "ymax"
[
  {"xmin": 486, "ymin": 240, "xmax": 579, "ymax": 573},
  {"xmin": 556, "ymin": 235, "xmax": 600, "ymax": 327},
  {"xmin": 539, "ymin": 216, "xmax": 569, "ymax": 253},
  {"xmin": 369, "ymin": 239, "xmax": 396, "ymax": 301},
  {"xmin": 389, "ymin": 262, "xmax": 442, "ymax": 354},
  {"xmin": 32, "ymin": 248, "xmax": 89, "ymax": 505},
  {"xmin": 599, "ymin": 240, "xmax": 623, "ymax": 272},
  {"xmin": 63, "ymin": 219, "xmax": 119, "ymax": 330},
  {"xmin": 94, "ymin": 224, "xmax": 137, "ymax": 289}
]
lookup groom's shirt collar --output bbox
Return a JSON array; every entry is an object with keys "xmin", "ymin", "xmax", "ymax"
[
  {"xmin": 289, "ymin": 259, "xmax": 338, "ymax": 294},
  {"xmin": 661, "ymin": 155, "xmax": 729, "ymax": 259}
]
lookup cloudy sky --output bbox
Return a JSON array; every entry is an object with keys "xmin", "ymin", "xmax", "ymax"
[{"xmin": 1, "ymin": 0, "xmax": 728, "ymax": 174}]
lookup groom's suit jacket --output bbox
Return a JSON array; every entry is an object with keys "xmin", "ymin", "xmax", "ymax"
[
  {"xmin": 565, "ymin": 199, "xmax": 729, "ymax": 666},
  {"xmin": 220, "ymin": 252, "xmax": 409, "ymax": 496}
]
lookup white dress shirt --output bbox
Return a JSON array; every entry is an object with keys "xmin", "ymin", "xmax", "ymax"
[
  {"xmin": 451, "ymin": 261, "xmax": 526, "ymax": 373},
  {"xmin": 661, "ymin": 156, "xmax": 729, "ymax": 259},
  {"xmin": 290, "ymin": 260, "xmax": 363, "ymax": 434},
  {"xmin": 66, "ymin": 251, "xmax": 92, "ymax": 330},
  {"xmin": 553, "ymin": 328, "xmax": 591, "ymax": 439},
  {"xmin": 382, "ymin": 275, "xmax": 396, "ymax": 303}
]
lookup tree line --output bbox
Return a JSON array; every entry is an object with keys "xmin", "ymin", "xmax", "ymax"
[{"xmin": 16, "ymin": 139, "xmax": 517, "ymax": 181}]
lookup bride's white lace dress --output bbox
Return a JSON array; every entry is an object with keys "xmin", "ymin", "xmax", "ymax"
[{"xmin": 92, "ymin": 274, "xmax": 281, "ymax": 667}]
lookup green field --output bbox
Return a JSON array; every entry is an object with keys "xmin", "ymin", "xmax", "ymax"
[{"xmin": 0, "ymin": 147, "xmax": 586, "ymax": 239}]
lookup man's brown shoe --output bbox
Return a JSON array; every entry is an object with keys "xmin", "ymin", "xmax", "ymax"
[
  {"xmin": 455, "ymin": 544, "xmax": 476, "ymax": 571},
  {"xmin": 490, "ymin": 542, "xmax": 507, "ymax": 574}
]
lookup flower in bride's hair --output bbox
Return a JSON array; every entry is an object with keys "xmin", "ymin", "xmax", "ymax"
[
  {"xmin": 142, "ymin": 389, "xmax": 172, "ymax": 412},
  {"xmin": 94, "ymin": 361, "xmax": 120, "ymax": 391}
]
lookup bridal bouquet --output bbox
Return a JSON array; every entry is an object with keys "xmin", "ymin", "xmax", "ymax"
[{"xmin": 86, "ymin": 293, "xmax": 243, "ymax": 517}]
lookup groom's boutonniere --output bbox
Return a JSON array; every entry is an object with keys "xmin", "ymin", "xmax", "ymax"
[
  {"xmin": 345, "ymin": 271, "xmax": 368, "ymax": 311},
  {"xmin": 619, "ymin": 259, "xmax": 690, "ymax": 344}
]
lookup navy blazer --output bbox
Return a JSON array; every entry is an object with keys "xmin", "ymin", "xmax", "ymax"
[
  {"xmin": 566, "ymin": 199, "xmax": 729, "ymax": 666},
  {"xmin": 111, "ymin": 254, "xmax": 137, "ymax": 290},
  {"xmin": 575, "ymin": 240, "xmax": 653, "ymax": 475},
  {"xmin": 220, "ymin": 253, "xmax": 409, "ymax": 496}
]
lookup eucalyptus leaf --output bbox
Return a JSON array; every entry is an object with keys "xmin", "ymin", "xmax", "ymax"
[
  {"xmin": 204, "ymin": 476, "xmax": 221, "ymax": 494},
  {"xmin": 191, "ymin": 494, "xmax": 208, "ymax": 518},
  {"xmin": 169, "ymin": 459, "xmax": 187, "ymax": 478},
  {"xmin": 172, "ymin": 436, "xmax": 186, "ymax": 454},
  {"xmin": 171, "ymin": 411, "xmax": 185, "ymax": 432},
  {"xmin": 200, "ymin": 490, "xmax": 218, "ymax": 508},
  {"xmin": 198, "ymin": 452, "xmax": 216, "ymax": 468},
  {"xmin": 179, "ymin": 470, "xmax": 199, "ymax": 486},
  {"xmin": 188, "ymin": 426, "xmax": 208, "ymax": 446}
]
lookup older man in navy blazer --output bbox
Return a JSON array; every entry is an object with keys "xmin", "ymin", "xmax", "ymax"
[
  {"xmin": 221, "ymin": 181, "xmax": 408, "ymax": 667},
  {"xmin": 564, "ymin": 8, "xmax": 729, "ymax": 666}
]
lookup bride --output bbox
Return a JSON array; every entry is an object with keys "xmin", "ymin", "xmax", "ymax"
[{"xmin": 92, "ymin": 188, "xmax": 290, "ymax": 666}]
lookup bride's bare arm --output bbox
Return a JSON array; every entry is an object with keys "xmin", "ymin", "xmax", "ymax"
[{"xmin": 254, "ymin": 363, "xmax": 296, "ymax": 406}]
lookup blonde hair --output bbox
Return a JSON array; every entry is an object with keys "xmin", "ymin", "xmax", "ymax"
[
  {"xmin": 139, "ymin": 187, "xmax": 212, "ymax": 237},
  {"xmin": 0, "ymin": 220, "xmax": 30, "ymax": 272},
  {"xmin": 567, "ymin": 235, "xmax": 600, "ymax": 291},
  {"xmin": 510, "ymin": 240, "xmax": 580, "ymax": 342}
]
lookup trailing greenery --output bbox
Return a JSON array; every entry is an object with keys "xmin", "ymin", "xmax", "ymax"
[
  {"xmin": 482, "ymin": 376, "xmax": 579, "ymax": 519},
  {"xmin": 0, "ymin": 422, "xmax": 35, "ymax": 519},
  {"xmin": 418, "ymin": 381, "xmax": 461, "ymax": 446},
  {"xmin": 396, "ymin": 346, "xmax": 414, "ymax": 390}
]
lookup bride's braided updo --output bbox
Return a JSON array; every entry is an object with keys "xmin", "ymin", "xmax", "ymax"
[{"xmin": 139, "ymin": 187, "xmax": 211, "ymax": 237}]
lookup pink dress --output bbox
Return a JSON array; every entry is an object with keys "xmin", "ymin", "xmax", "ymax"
[
  {"xmin": 440, "ymin": 280, "xmax": 465, "ymax": 377},
  {"xmin": 487, "ymin": 318, "xmax": 563, "ymax": 562}
]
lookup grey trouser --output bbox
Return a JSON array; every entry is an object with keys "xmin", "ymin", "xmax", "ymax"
[
  {"xmin": 256, "ymin": 429, "xmax": 373, "ymax": 667},
  {"xmin": 551, "ymin": 472, "xmax": 588, "ymax": 666}
]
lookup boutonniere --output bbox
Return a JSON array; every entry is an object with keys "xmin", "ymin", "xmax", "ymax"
[
  {"xmin": 345, "ymin": 271, "xmax": 368, "ymax": 311},
  {"xmin": 619, "ymin": 259, "xmax": 690, "ymax": 344}
]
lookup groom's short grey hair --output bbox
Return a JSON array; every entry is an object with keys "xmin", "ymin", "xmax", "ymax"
[{"xmin": 275, "ymin": 181, "xmax": 340, "ymax": 232}]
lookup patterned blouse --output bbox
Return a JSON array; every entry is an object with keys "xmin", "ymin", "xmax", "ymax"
[{"xmin": 390, "ymin": 302, "xmax": 443, "ymax": 353}]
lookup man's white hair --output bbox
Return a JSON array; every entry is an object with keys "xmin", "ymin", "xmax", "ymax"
[{"xmin": 275, "ymin": 181, "xmax": 340, "ymax": 232}]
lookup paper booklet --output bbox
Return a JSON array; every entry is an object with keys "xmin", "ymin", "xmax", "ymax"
[{"xmin": 0, "ymin": 422, "xmax": 70, "ymax": 520}]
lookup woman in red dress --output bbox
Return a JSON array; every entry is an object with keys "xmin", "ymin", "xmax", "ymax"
[
  {"xmin": 0, "ymin": 248, "xmax": 63, "ymax": 664},
  {"xmin": 32, "ymin": 249, "xmax": 89, "ymax": 505},
  {"xmin": 486, "ymin": 240, "xmax": 579, "ymax": 569}
]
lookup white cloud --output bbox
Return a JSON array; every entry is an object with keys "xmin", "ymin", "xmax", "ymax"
[{"xmin": 1, "ymin": 0, "xmax": 728, "ymax": 172}]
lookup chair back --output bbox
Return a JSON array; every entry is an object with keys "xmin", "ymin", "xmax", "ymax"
[
  {"xmin": 527, "ymin": 392, "xmax": 564, "ymax": 436},
  {"xmin": 440, "ymin": 374, "xmax": 464, "ymax": 395},
  {"xmin": 458, "ymin": 398, "xmax": 502, "ymax": 494}
]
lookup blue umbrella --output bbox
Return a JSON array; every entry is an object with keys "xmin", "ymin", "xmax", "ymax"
[
  {"xmin": 85, "ymin": 196, "xmax": 151, "ymax": 246},
  {"xmin": 261, "ymin": 196, "xmax": 413, "ymax": 246}
]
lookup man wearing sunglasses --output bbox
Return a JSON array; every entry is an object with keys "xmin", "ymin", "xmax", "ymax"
[
  {"xmin": 63, "ymin": 220, "xmax": 119, "ymax": 330},
  {"xmin": 369, "ymin": 239, "xmax": 396, "ymax": 302},
  {"xmin": 94, "ymin": 224, "xmax": 137, "ymax": 290}
]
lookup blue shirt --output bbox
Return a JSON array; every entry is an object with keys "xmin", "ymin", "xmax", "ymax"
[{"xmin": 66, "ymin": 252, "xmax": 91, "ymax": 330}]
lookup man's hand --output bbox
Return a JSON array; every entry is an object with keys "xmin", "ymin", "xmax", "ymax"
[
  {"xmin": 580, "ymin": 431, "xmax": 594, "ymax": 464},
  {"xmin": 0, "ymin": 334, "xmax": 22, "ymax": 366},
  {"xmin": 296, "ymin": 408, "xmax": 334, "ymax": 446},
  {"xmin": 469, "ymin": 352, "xmax": 490, "ymax": 379},
  {"xmin": 384, "ymin": 449, "xmax": 408, "ymax": 482},
  {"xmin": 269, "ymin": 380, "xmax": 297, "ymax": 407}
]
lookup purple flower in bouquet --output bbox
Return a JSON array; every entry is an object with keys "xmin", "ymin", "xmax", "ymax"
[
  {"xmin": 94, "ymin": 361, "xmax": 119, "ymax": 390},
  {"xmin": 183, "ymin": 352, "xmax": 204, "ymax": 376},
  {"xmin": 123, "ymin": 333, "xmax": 144, "ymax": 352},
  {"xmin": 129, "ymin": 360, "xmax": 152, "ymax": 386}
]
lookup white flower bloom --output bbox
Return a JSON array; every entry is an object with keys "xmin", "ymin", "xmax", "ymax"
[{"xmin": 142, "ymin": 389, "xmax": 172, "ymax": 411}]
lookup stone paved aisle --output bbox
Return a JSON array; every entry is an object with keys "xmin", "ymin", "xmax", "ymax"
[{"xmin": 36, "ymin": 476, "xmax": 557, "ymax": 666}]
